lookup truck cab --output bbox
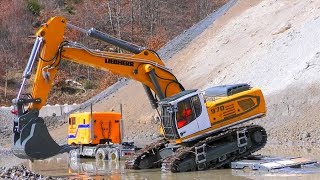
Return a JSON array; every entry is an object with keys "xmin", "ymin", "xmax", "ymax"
[
  {"xmin": 68, "ymin": 112, "xmax": 121, "ymax": 145},
  {"xmin": 68, "ymin": 112, "xmax": 136, "ymax": 160}
]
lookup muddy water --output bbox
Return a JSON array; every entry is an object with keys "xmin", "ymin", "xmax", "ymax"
[
  {"xmin": 25, "ymin": 156, "xmax": 243, "ymax": 180},
  {"xmin": 21, "ymin": 145, "xmax": 320, "ymax": 180}
]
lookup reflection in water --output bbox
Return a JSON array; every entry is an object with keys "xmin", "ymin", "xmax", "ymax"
[
  {"xmin": 23, "ymin": 146, "xmax": 320, "ymax": 180},
  {"xmin": 26, "ymin": 156, "xmax": 248, "ymax": 179},
  {"xmin": 69, "ymin": 158, "xmax": 122, "ymax": 176},
  {"xmin": 67, "ymin": 158, "xmax": 248, "ymax": 180}
]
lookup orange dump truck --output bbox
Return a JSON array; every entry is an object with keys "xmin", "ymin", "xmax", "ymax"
[{"xmin": 68, "ymin": 112, "xmax": 136, "ymax": 160}]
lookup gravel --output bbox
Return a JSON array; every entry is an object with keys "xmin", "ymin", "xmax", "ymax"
[{"xmin": 0, "ymin": 165, "xmax": 61, "ymax": 179}]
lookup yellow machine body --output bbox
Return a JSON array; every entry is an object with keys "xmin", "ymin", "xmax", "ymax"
[
  {"xmin": 171, "ymin": 88, "xmax": 266, "ymax": 144},
  {"xmin": 67, "ymin": 112, "xmax": 121, "ymax": 145},
  {"xmin": 206, "ymin": 88, "xmax": 265, "ymax": 128}
]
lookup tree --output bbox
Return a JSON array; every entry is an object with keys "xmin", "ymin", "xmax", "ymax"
[
  {"xmin": 107, "ymin": 1, "xmax": 116, "ymax": 35},
  {"xmin": 130, "ymin": 0, "xmax": 134, "ymax": 40},
  {"xmin": 116, "ymin": 0, "xmax": 121, "ymax": 39}
]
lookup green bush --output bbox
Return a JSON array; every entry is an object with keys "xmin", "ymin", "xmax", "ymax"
[
  {"xmin": 0, "ymin": 27, "xmax": 9, "ymax": 39},
  {"xmin": 7, "ymin": 78, "xmax": 18, "ymax": 88},
  {"xmin": 65, "ymin": 6, "xmax": 75, "ymax": 15},
  {"xmin": 84, "ymin": 80, "xmax": 96, "ymax": 89},
  {"xmin": 72, "ymin": 0, "xmax": 82, "ymax": 4},
  {"xmin": 27, "ymin": 0, "xmax": 41, "ymax": 16}
]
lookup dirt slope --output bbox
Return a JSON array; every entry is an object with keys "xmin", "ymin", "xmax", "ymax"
[{"xmin": 51, "ymin": 0, "xmax": 320, "ymax": 148}]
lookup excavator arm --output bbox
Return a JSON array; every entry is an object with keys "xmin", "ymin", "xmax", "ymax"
[
  {"xmin": 12, "ymin": 16, "xmax": 184, "ymax": 160},
  {"xmin": 29, "ymin": 16, "xmax": 183, "ymax": 110}
]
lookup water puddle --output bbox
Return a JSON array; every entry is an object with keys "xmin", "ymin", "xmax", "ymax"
[
  {"xmin": 22, "ymin": 145, "xmax": 320, "ymax": 180},
  {"xmin": 24, "ymin": 156, "xmax": 246, "ymax": 179}
]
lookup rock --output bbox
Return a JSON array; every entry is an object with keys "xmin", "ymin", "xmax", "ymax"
[
  {"xmin": 300, "ymin": 132, "xmax": 311, "ymax": 140},
  {"xmin": 152, "ymin": 115, "xmax": 160, "ymax": 124},
  {"xmin": 32, "ymin": 21, "xmax": 41, "ymax": 28},
  {"xmin": 0, "ymin": 165, "xmax": 49, "ymax": 179},
  {"xmin": 152, "ymin": 133, "xmax": 159, "ymax": 139},
  {"xmin": 223, "ymin": 39, "xmax": 230, "ymax": 45},
  {"xmin": 272, "ymin": 22, "xmax": 292, "ymax": 35}
]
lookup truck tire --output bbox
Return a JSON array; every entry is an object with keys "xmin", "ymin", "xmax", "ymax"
[
  {"xmin": 69, "ymin": 149, "xmax": 80, "ymax": 160},
  {"xmin": 108, "ymin": 149, "xmax": 119, "ymax": 161},
  {"xmin": 69, "ymin": 148, "xmax": 80, "ymax": 172},
  {"xmin": 95, "ymin": 148, "xmax": 107, "ymax": 160}
]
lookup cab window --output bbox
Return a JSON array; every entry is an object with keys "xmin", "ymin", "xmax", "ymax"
[
  {"xmin": 69, "ymin": 117, "xmax": 76, "ymax": 125},
  {"xmin": 176, "ymin": 95, "xmax": 202, "ymax": 129}
]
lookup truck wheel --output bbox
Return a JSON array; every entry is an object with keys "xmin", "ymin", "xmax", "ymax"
[
  {"xmin": 69, "ymin": 149, "xmax": 79, "ymax": 160},
  {"xmin": 108, "ymin": 149, "xmax": 119, "ymax": 161},
  {"xmin": 95, "ymin": 148, "xmax": 107, "ymax": 160},
  {"xmin": 69, "ymin": 149, "xmax": 80, "ymax": 172}
]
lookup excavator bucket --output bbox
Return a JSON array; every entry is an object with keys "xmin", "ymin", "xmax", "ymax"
[{"xmin": 12, "ymin": 114, "xmax": 67, "ymax": 160}]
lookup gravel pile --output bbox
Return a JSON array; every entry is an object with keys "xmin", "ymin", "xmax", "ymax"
[{"xmin": 0, "ymin": 165, "xmax": 60, "ymax": 180}]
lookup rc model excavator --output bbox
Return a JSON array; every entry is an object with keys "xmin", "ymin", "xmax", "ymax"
[{"xmin": 12, "ymin": 16, "xmax": 267, "ymax": 172}]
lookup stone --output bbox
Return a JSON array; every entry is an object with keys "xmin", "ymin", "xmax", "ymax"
[{"xmin": 300, "ymin": 132, "xmax": 311, "ymax": 140}]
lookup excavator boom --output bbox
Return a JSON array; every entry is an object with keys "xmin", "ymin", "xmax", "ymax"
[{"xmin": 27, "ymin": 17, "xmax": 183, "ymax": 111}]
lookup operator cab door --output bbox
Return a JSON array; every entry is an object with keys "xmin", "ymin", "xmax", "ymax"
[{"xmin": 175, "ymin": 93, "xmax": 211, "ymax": 139}]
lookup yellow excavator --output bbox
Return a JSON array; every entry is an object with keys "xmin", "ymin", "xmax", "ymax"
[{"xmin": 12, "ymin": 16, "xmax": 267, "ymax": 172}]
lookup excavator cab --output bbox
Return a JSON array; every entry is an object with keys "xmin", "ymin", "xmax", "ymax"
[
  {"xmin": 159, "ymin": 90, "xmax": 211, "ymax": 141},
  {"xmin": 159, "ymin": 83, "xmax": 266, "ymax": 144}
]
